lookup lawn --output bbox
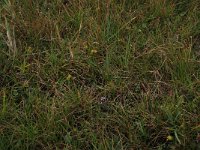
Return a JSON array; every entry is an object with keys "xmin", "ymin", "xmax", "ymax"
[{"xmin": 0, "ymin": 0, "xmax": 200, "ymax": 149}]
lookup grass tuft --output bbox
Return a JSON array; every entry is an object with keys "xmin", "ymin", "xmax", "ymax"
[{"xmin": 0, "ymin": 0, "xmax": 200, "ymax": 149}]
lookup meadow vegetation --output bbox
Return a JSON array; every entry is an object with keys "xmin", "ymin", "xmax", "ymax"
[{"xmin": 0, "ymin": 0, "xmax": 200, "ymax": 149}]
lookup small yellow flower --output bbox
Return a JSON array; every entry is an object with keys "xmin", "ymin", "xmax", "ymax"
[
  {"xmin": 83, "ymin": 42, "xmax": 88, "ymax": 49},
  {"xmin": 167, "ymin": 135, "xmax": 173, "ymax": 141},
  {"xmin": 91, "ymin": 49, "xmax": 98, "ymax": 54},
  {"xmin": 27, "ymin": 47, "xmax": 33, "ymax": 53},
  {"xmin": 66, "ymin": 74, "xmax": 72, "ymax": 81}
]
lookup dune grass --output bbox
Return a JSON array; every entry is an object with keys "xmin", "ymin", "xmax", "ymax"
[{"xmin": 0, "ymin": 0, "xmax": 200, "ymax": 149}]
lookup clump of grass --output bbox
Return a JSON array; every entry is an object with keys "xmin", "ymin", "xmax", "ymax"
[{"xmin": 0, "ymin": 0, "xmax": 200, "ymax": 149}]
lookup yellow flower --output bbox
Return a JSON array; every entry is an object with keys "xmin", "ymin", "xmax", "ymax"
[
  {"xmin": 27, "ymin": 47, "xmax": 33, "ymax": 53},
  {"xmin": 66, "ymin": 74, "xmax": 72, "ymax": 81},
  {"xmin": 83, "ymin": 42, "xmax": 88, "ymax": 49},
  {"xmin": 91, "ymin": 49, "xmax": 98, "ymax": 54},
  {"xmin": 167, "ymin": 135, "xmax": 173, "ymax": 141}
]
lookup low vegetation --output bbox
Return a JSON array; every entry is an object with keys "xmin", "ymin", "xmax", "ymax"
[{"xmin": 0, "ymin": 0, "xmax": 200, "ymax": 149}]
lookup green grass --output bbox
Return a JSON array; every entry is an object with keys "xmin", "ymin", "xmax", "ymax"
[{"xmin": 0, "ymin": 0, "xmax": 200, "ymax": 149}]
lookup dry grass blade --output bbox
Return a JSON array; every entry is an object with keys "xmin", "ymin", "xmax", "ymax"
[{"xmin": 5, "ymin": 18, "xmax": 17, "ymax": 57}]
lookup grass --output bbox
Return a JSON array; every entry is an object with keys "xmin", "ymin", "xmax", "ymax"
[{"xmin": 0, "ymin": 0, "xmax": 200, "ymax": 149}]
